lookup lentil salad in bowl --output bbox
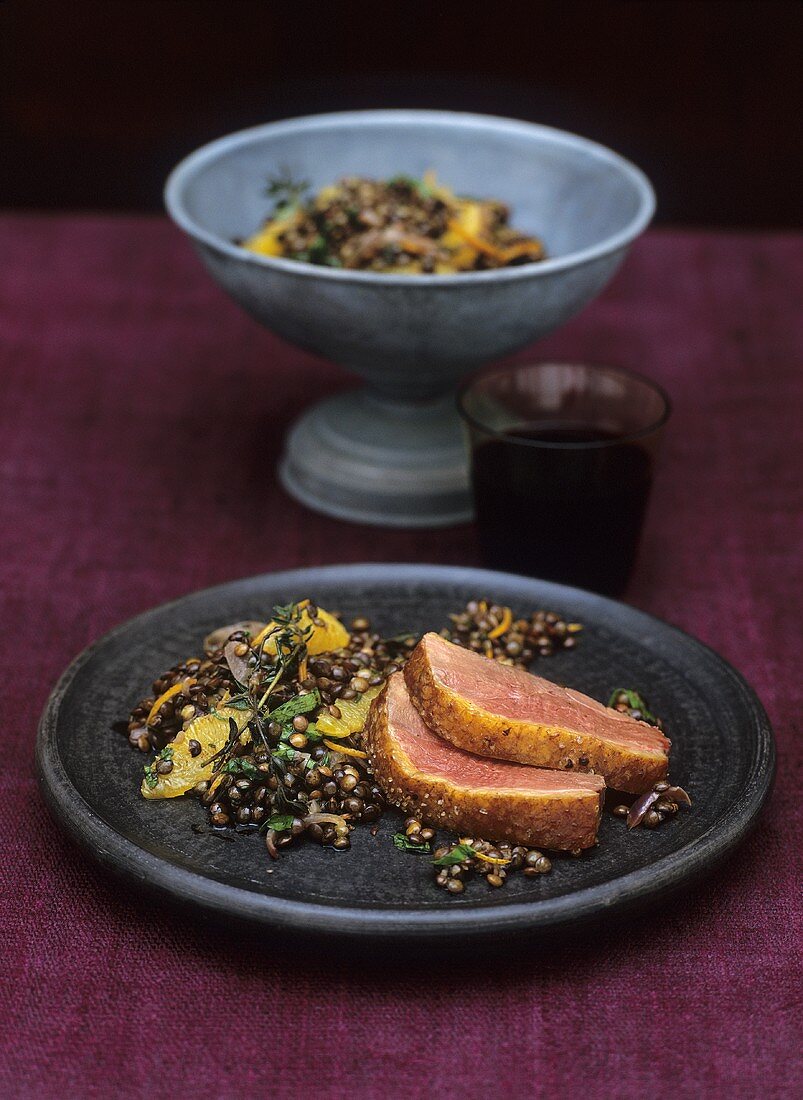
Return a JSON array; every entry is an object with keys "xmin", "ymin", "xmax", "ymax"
[
  {"xmin": 165, "ymin": 111, "xmax": 655, "ymax": 527},
  {"xmin": 239, "ymin": 170, "xmax": 547, "ymax": 274}
]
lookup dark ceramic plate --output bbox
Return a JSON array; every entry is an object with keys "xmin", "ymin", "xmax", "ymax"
[{"xmin": 37, "ymin": 564, "xmax": 774, "ymax": 944}]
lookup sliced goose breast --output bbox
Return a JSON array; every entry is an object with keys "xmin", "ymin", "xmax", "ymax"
[
  {"xmin": 405, "ymin": 632, "xmax": 670, "ymax": 793},
  {"xmin": 364, "ymin": 673, "xmax": 604, "ymax": 851}
]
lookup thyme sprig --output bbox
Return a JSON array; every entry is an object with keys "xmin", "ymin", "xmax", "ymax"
[
  {"xmin": 199, "ymin": 601, "xmax": 320, "ymax": 820},
  {"xmin": 265, "ymin": 169, "xmax": 310, "ymax": 217},
  {"xmin": 200, "ymin": 600, "xmax": 314, "ymax": 769}
]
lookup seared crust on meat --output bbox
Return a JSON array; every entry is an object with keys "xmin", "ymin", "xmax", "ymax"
[
  {"xmin": 405, "ymin": 633, "xmax": 669, "ymax": 794},
  {"xmin": 364, "ymin": 675, "xmax": 604, "ymax": 851}
]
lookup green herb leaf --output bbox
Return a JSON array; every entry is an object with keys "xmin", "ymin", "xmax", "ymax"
[
  {"xmin": 266, "ymin": 812, "xmax": 295, "ymax": 832},
  {"xmin": 221, "ymin": 758, "xmax": 258, "ymax": 778},
  {"xmin": 143, "ymin": 747, "xmax": 173, "ymax": 787},
  {"xmin": 431, "ymin": 842, "xmax": 475, "ymax": 867},
  {"xmin": 393, "ymin": 833, "xmax": 431, "ymax": 853},
  {"xmin": 308, "ymin": 234, "xmax": 328, "ymax": 262},
  {"xmin": 271, "ymin": 785, "xmax": 307, "ymax": 817},
  {"xmin": 268, "ymin": 690, "xmax": 320, "ymax": 727},
  {"xmin": 225, "ymin": 697, "xmax": 253, "ymax": 711},
  {"xmin": 271, "ymin": 602, "xmax": 293, "ymax": 620},
  {"xmin": 388, "ymin": 174, "xmax": 422, "ymax": 192},
  {"xmin": 264, "ymin": 171, "xmax": 309, "ymax": 216},
  {"xmin": 606, "ymin": 688, "xmax": 660, "ymax": 726}
]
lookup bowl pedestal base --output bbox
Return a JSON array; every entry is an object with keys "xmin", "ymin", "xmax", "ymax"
[{"xmin": 279, "ymin": 389, "xmax": 473, "ymax": 528}]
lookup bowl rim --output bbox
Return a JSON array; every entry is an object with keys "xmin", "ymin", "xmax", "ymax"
[{"xmin": 164, "ymin": 108, "xmax": 656, "ymax": 286}]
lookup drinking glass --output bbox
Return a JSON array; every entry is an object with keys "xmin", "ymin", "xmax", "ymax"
[{"xmin": 457, "ymin": 362, "xmax": 671, "ymax": 595}]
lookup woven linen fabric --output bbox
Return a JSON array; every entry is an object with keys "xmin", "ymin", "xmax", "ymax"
[{"xmin": 0, "ymin": 217, "xmax": 800, "ymax": 1099}]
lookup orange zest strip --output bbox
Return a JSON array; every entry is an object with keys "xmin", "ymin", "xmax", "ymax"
[
  {"xmin": 447, "ymin": 221, "xmax": 543, "ymax": 265},
  {"xmin": 323, "ymin": 739, "xmax": 368, "ymax": 759},
  {"xmin": 147, "ymin": 678, "xmax": 196, "ymax": 727},
  {"xmin": 498, "ymin": 241, "xmax": 544, "ymax": 263},
  {"xmin": 472, "ymin": 850, "xmax": 512, "ymax": 866},
  {"xmin": 488, "ymin": 606, "xmax": 513, "ymax": 639}
]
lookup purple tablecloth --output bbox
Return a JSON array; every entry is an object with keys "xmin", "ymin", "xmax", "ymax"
[{"xmin": 1, "ymin": 217, "xmax": 800, "ymax": 1098}]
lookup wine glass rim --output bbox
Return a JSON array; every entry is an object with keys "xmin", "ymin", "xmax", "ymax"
[{"xmin": 456, "ymin": 360, "xmax": 672, "ymax": 449}]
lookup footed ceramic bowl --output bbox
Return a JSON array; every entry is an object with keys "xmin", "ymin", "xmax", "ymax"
[{"xmin": 165, "ymin": 110, "xmax": 655, "ymax": 527}]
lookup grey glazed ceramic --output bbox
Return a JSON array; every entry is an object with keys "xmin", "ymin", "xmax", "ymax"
[
  {"xmin": 165, "ymin": 111, "xmax": 656, "ymax": 526},
  {"xmin": 37, "ymin": 564, "xmax": 774, "ymax": 946}
]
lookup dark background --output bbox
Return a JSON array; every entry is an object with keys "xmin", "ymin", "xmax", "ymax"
[{"xmin": 1, "ymin": 0, "xmax": 801, "ymax": 226}]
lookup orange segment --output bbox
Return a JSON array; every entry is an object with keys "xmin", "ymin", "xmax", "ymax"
[
  {"xmin": 141, "ymin": 703, "xmax": 250, "ymax": 800},
  {"xmin": 241, "ymin": 208, "xmax": 300, "ymax": 256},
  {"xmin": 252, "ymin": 605, "xmax": 349, "ymax": 657},
  {"xmin": 315, "ymin": 687, "xmax": 380, "ymax": 738}
]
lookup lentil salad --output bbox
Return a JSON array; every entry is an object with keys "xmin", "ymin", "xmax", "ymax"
[
  {"xmin": 239, "ymin": 172, "xmax": 546, "ymax": 273},
  {"xmin": 120, "ymin": 599, "xmax": 689, "ymax": 895}
]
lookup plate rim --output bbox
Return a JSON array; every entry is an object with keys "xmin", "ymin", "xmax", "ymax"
[{"xmin": 36, "ymin": 563, "xmax": 776, "ymax": 941}]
